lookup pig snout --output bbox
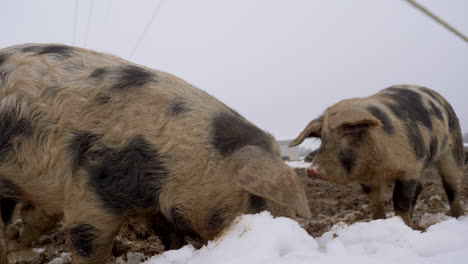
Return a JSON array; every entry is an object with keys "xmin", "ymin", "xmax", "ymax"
[{"xmin": 307, "ymin": 163, "xmax": 327, "ymax": 180}]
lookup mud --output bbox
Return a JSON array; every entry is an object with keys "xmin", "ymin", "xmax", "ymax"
[
  {"xmin": 5, "ymin": 165, "xmax": 468, "ymax": 263},
  {"xmin": 300, "ymin": 165, "xmax": 468, "ymax": 237}
]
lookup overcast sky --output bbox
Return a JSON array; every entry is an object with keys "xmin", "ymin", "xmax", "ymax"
[{"xmin": 2, "ymin": 0, "xmax": 467, "ymax": 140}]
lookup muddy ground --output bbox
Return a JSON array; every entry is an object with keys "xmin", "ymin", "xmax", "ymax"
[{"xmin": 6, "ymin": 165, "xmax": 468, "ymax": 263}]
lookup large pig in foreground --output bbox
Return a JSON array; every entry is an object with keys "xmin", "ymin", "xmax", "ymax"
[
  {"xmin": 289, "ymin": 85, "xmax": 464, "ymax": 228},
  {"xmin": 0, "ymin": 44, "xmax": 311, "ymax": 263}
]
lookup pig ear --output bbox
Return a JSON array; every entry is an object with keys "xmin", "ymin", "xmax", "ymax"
[
  {"xmin": 230, "ymin": 146, "xmax": 312, "ymax": 219},
  {"xmin": 288, "ymin": 117, "xmax": 323, "ymax": 147},
  {"xmin": 329, "ymin": 107, "xmax": 380, "ymax": 131}
]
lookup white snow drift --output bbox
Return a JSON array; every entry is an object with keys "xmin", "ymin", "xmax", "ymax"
[{"xmin": 144, "ymin": 212, "xmax": 468, "ymax": 264}]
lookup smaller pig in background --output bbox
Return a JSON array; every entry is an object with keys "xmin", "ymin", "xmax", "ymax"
[{"xmin": 289, "ymin": 85, "xmax": 464, "ymax": 229}]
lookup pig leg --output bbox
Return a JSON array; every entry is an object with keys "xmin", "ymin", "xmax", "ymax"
[
  {"xmin": 18, "ymin": 203, "xmax": 59, "ymax": 245},
  {"xmin": 361, "ymin": 184, "xmax": 385, "ymax": 219},
  {"xmin": 0, "ymin": 198, "xmax": 17, "ymax": 264},
  {"xmin": 64, "ymin": 189, "xmax": 122, "ymax": 264},
  {"xmin": 150, "ymin": 211, "xmax": 186, "ymax": 250},
  {"xmin": 392, "ymin": 179, "xmax": 422, "ymax": 228},
  {"xmin": 0, "ymin": 198, "xmax": 17, "ymax": 227},
  {"xmin": 437, "ymin": 155, "xmax": 463, "ymax": 217},
  {"xmin": 409, "ymin": 181, "xmax": 423, "ymax": 219},
  {"xmin": 0, "ymin": 223, "xmax": 7, "ymax": 264}
]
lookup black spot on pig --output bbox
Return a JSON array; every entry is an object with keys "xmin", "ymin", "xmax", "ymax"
[
  {"xmin": 443, "ymin": 104, "xmax": 464, "ymax": 167},
  {"xmin": 70, "ymin": 224, "xmax": 98, "ymax": 257},
  {"xmin": 21, "ymin": 45, "xmax": 73, "ymax": 59},
  {"xmin": 338, "ymin": 148, "xmax": 356, "ymax": 174},
  {"xmin": 249, "ymin": 194, "xmax": 266, "ymax": 213},
  {"xmin": 211, "ymin": 114, "xmax": 271, "ymax": 157},
  {"xmin": 90, "ymin": 68, "xmax": 109, "ymax": 79},
  {"xmin": 418, "ymin": 87, "xmax": 442, "ymax": 105},
  {"xmin": 169, "ymin": 100, "xmax": 189, "ymax": 116},
  {"xmin": 425, "ymin": 137, "xmax": 438, "ymax": 167},
  {"xmin": 428, "ymin": 100, "xmax": 443, "ymax": 121},
  {"xmin": 384, "ymin": 87, "xmax": 432, "ymax": 129},
  {"xmin": 0, "ymin": 54, "xmax": 8, "ymax": 82},
  {"xmin": 112, "ymin": 65, "xmax": 155, "ymax": 91},
  {"xmin": 0, "ymin": 53, "xmax": 8, "ymax": 67},
  {"xmin": 170, "ymin": 207, "xmax": 202, "ymax": 242},
  {"xmin": 441, "ymin": 175, "xmax": 455, "ymax": 204},
  {"xmin": 207, "ymin": 208, "xmax": 230, "ymax": 230},
  {"xmin": 405, "ymin": 123, "xmax": 426, "ymax": 160},
  {"xmin": 37, "ymin": 45, "xmax": 74, "ymax": 58},
  {"xmin": 0, "ymin": 179, "xmax": 22, "ymax": 198},
  {"xmin": 0, "ymin": 107, "xmax": 32, "ymax": 161},
  {"xmin": 0, "ymin": 198, "xmax": 17, "ymax": 224},
  {"xmin": 86, "ymin": 136, "xmax": 167, "ymax": 215},
  {"xmin": 68, "ymin": 131, "xmax": 101, "ymax": 171},
  {"xmin": 21, "ymin": 46, "xmax": 42, "ymax": 53},
  {"xmin": 443, "ymin": 104, "xmax": 459, "ymax": 131},
  {"xmin": 392, "ymin": 179, "xmax": 419, "ymax": 213},
  {"xmin": 366, "ymin": 106, "xmax": 394, "ymax": 134}
]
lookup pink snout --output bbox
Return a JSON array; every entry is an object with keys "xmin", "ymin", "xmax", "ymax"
[{"xmin": 307, "ymin": 163, "xmax": 327, "ymax": 181}]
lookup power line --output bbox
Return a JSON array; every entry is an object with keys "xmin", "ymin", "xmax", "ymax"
[
  {"xmin": 128, "ymin": 0, "xmax": 166, "ymax": 60},
  {"xmin": 72, "ymin": 0, "xmax": 78, "ymax": 45},
  {"xmin": 84, "ymin": 0, "xmax": 94, "ymax": 47},
  {"xmin": 404, "ymin": 0, "xmax": 467, "ymax": 43}
]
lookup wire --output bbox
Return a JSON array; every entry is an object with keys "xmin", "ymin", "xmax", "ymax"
[
  {"xmin": 84, "ymin": 0, "xmax": 95, "ymax": 47},
  {"xmin": 72, "ymin": 0, "xmax": 78, "ymax": 45},
  {"xmin": 128, "ymin": 0, "xmax": 166, "ymax": 60},
  {"xmin": 404, "ymin": 0, "xmax": 467, "ymax": 43}
]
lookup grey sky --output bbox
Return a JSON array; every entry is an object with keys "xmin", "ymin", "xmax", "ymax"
[{"xmin": 2, "ymin": 0, "xmax": 467, "ymax": 140}]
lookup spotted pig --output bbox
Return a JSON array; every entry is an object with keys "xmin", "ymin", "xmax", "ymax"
[
  {"xmin": 289, "ymin": 85, "xmax": 464, "ymax": 228},
  {"xmin": 0, "ymin": 44, "xmax": 311, "ymax": 264}
]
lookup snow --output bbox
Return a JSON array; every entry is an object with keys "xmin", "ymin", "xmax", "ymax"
[
  {"xmin": 32, "ymin": 248, "xmax": 45, "ymax": 254},
  {"xmin": 299, "ymin": 138, "xmax": 321, "ymax": 152},
  {"xmin": 116, "ymin": 253, "xmax": 147, "ymax": 264},
  {"xmin": 48, "ymin": 253, "xmax": 71, "ymax": 264},
  {"xmin": 286, "ymin": 160, "xmax": 311, "ymax": 169},
  {"xmin": 144, "ymin": 212, "xmax": 468, "ymax": 264}
]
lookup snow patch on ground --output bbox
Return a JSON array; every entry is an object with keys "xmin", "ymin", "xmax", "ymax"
[
  {"xmin": 144, "ymin": 212, "xmax": 468, "ymax": 264},
  {"xmin": 32, "ymin": 248, "xmax": 45, "ymax": 254},
  {"xmin": 145, "ymin": 212, "xmax": 317, "ymax": 264},
  {"xmin": 286, "ymin": 160, "xmax": 311, "ymax": 169},
  {"xmin": 116, "ymin": 253, "xmax": 147, "ymax": 264},
  {"xmin": 418, "ymin": 212, "xmax": 452, "ymax": 229},
  {"xmin": 48, "ymin": 252, "xmax": 71, "ymax": 264}
]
